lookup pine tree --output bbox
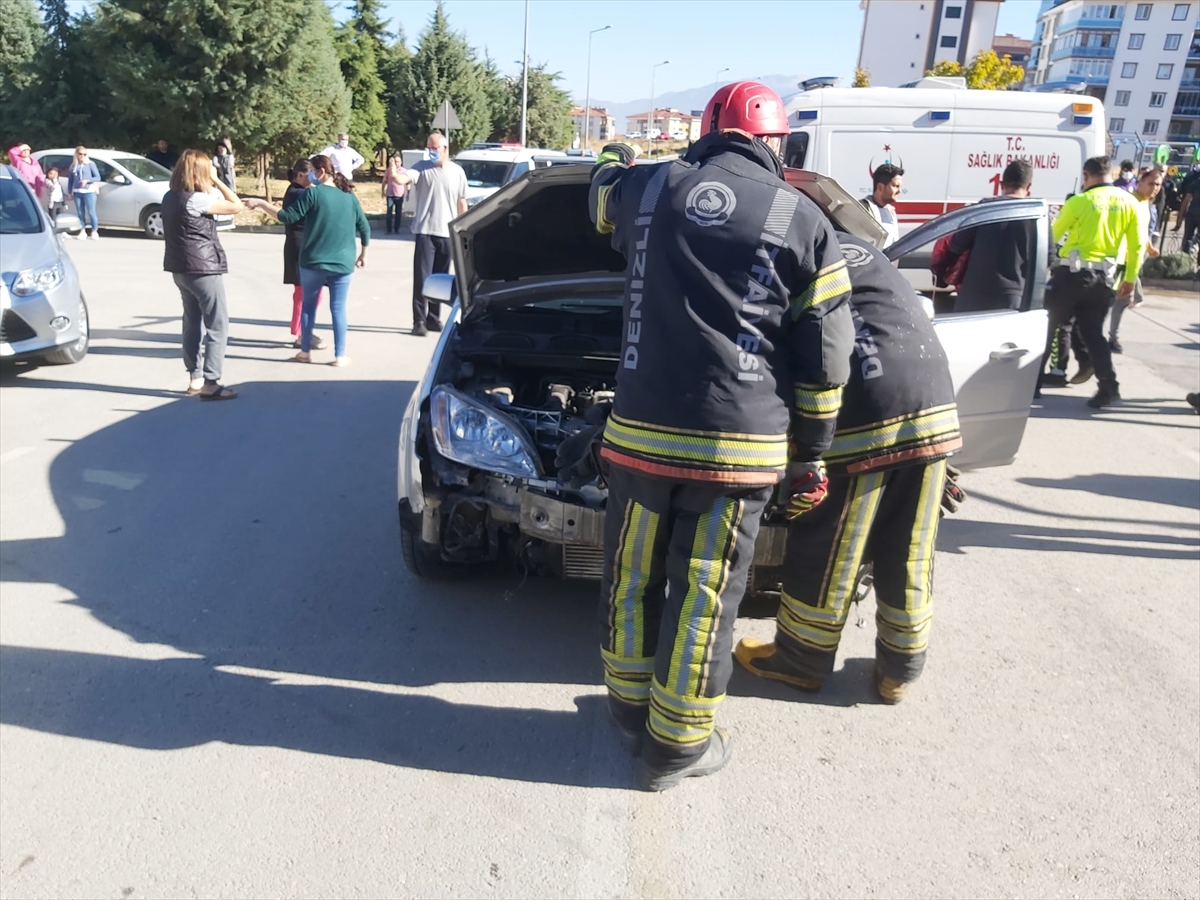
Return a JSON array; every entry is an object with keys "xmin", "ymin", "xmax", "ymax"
[
  {"xmin": 380, "ymin": 27, "xmax": 413, "ymax": 149},
  {"xmin": 393, "ymin": 1, "xmax": 492, "ymax": 151},
  {"xmin": 0, "ymin": 0, "xmax": 43, "ymax": 145},
  {"xmin": 336, "ymin": 0, "xmax": 389, "ymax": 166},
  {"xmin": 506, "ymin": 64, "xmax": 572, "ymax": 149},
  {"xmin": 478, "ymin": 52, "xmax": 513, "ymax": 143}
]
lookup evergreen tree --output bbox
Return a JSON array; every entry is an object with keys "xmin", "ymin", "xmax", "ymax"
[
  {"xmin": 393, "ymin": 2, "xmax": 492, "ymax": 152},
  {"xmin": 336, "ymin": 0, "xmax": 388, "ymax": 164},
  {"xmin": 506, "ymin": 64, "xmax": 572, "ymax": 149},
  {"xmin": 380, "ymin": 28, "xmax": 413, "ymax": 149},
  {"xmin": 0, "ymin": 0, "xmax": 43, "ymax": 146},
  {"xmin": 478, "ymin": 52, "xmax": 513, "ymax": 143}
]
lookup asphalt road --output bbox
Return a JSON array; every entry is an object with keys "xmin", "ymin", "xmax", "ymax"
[{"xmin": 1, "ymin": 230, "xmax": 1197, "ymax": 900}]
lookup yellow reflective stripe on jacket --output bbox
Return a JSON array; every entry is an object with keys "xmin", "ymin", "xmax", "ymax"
[
  {"xmin": 826, "ymin": 404, "xmax": 960, "ymax": 462},
  {"xmin": 790, "ymin": 259, "xmax": 852, "ymax": 315},
  {"xmin": 603, "ymin": 414, "xmax": 788, "ymax": 469},
  {"xmin": 595, "ymin": 183, "xmax": 615, "ymax": 235},
  {"xmin": 794, "ymin": 384, "xmax": 844, "ymax": 420}
]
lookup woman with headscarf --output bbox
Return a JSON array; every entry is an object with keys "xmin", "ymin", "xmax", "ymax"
[{"xmin": 6, "ymin": 143, "xmax": 46, "ymax": 197}]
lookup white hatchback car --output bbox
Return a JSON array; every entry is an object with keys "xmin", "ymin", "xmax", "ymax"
[
  {"xmin": 397, "ymin": 165, "xmax": 1048, "ymax": 587},
  {"xmin": 33, "ymin": 148, "xmax": 233, "ymax": 239}
]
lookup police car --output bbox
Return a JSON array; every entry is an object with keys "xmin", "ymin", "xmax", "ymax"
[{"xmin": 396, "ymin": 165, "xmax": 1049, "ymax": 582}]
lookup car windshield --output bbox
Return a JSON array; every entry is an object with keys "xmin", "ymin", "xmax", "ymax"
[
  {"xmin": 0, "ymin": 175, "xmax": 43, "ymax": 235},
  {"xmin": 112, "ymin": 156, "xmax": 172, "ymax": 182},
  {"xmin": 459, "ymin": 160, "xmax": 512, "ymax": 188}
]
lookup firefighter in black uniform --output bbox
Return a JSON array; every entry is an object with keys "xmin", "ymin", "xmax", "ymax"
[
  {"xmin": 586, "ymin": 82, "xmax": 854, "ymax": 791},
  {"xmin": 735, "ymin": 232, "xmax": 962, "ymax": 703}
]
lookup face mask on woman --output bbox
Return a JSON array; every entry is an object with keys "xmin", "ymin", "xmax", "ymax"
[{"xmin": 307, "ymin": 170, "xmax": 321, "ymax": 186}]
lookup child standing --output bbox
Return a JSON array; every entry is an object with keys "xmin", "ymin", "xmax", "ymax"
[
  {"xmin": 281, "ymin": 158, "xmax": 326, "ymax": 349},
  {"xmin": 383, "ymin": 151, "xmax": 407, "ymax": 234},
  {"xmin": 41, "ymin": 166, "xmax": 66, "ymax": 220}
]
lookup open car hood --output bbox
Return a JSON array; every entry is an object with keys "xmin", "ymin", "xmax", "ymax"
[{"xmin": 448, "ymin": 165, "xmax": 889, "ymax": 319}]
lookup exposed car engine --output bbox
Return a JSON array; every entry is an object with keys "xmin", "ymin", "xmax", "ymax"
[{"xmin": 460, "ymin": 364, "xmax": 615, "ymax": 473}]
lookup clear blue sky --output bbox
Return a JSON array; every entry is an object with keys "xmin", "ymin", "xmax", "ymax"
[{"xmin": 372, "ymin": 0, "xmax": 1045, "ymax": 103}]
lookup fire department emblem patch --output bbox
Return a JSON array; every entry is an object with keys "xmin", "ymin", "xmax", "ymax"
[
  {"xmin": 685, "ymin": 182, "xmax": 736, "ymax": 227},
  {"xmin": 840, "ymin": 244, "xmax": 872, "ymax": 267}
]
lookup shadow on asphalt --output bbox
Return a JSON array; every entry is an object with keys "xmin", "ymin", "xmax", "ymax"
[
  {"xmin": 1017, "ymin": 473, "xmax": 1200, "ymax": 511},
  {"xmin": 0, "ymin": 379, "xmax": 640, "ymax": 788},
  {"xmin": 938, "ymin": 517, "xmax": 1198, "ymax": 560}
]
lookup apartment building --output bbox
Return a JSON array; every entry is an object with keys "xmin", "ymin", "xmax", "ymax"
[
  {"xmin": 1026, "ymin": 1, "xmax": 1200, "ymax": 151},
  {"xmin": 570, "ymin": 106, "xmax": 615, "ymax": 143},
  {"xmin": 857, "ymin": 0, "xmax": 1003, "ymax": 87},
  {"xmin": 623, "ymin": 109, "xmax": 701, "ymax": 141}
]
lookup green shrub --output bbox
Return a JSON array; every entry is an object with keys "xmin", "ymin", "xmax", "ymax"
[{"xmin": 1143, "ymin": 252, "xmax": 1197, "ymax": 280}]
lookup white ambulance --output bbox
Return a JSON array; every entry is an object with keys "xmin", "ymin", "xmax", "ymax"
[{"xmin": 784, "ymin": 79, "xmax": 1106, "ymax": 234}]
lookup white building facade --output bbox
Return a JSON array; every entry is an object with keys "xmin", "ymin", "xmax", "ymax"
[
  {"xmin": 1026, "ymin": 1, "xmax": 1200, "ymax": 154},
  {"xmin": 570, "ymin": 106, "xmax": 615, "ymax": 143},
  {"xmin": 857, "ymin": 0, "xmax": 1003, "ymax": 87}
]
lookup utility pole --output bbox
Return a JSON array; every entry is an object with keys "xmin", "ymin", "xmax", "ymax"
[
  {"xmin": 649, "ymin": 60, "xmax": 669, "ymax": 148},
  {"xmin": 584, "ymin": 25, "xmax": 612, "ymax": 151},
  {"xmin": 520, "ymin": 0, "xmax": 530, "ymax": 146}
]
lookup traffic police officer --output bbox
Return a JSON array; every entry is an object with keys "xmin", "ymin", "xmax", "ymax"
[
  {"xmin": 1040, "ymin": 155, "xmax": 1143, "ymax": 408},
  {"xmin": 735, "ymin": 232, "xmax": 962, "ymax": 702},
  {"xmin": 587, "ymin": 82, "xmax": 854, "ymax": 790}
]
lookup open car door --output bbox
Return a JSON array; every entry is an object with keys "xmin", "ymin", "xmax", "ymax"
[{"xmin": 886, "ymin": 198, "xmax": 1050, "ymax": 470}]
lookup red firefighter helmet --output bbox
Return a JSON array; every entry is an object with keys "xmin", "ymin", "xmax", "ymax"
[{"xmin": 701, "ymin": 81, "xmax": 790, "ymax": 138}]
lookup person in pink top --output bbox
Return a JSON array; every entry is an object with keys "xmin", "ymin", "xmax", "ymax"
[
  {"xmin": 6, "ymin": 143, "xmax": 45, "ymax": 197},
  {"xmin": 383, "ymin": 151, "xmax": 408, "ymax": 234}
]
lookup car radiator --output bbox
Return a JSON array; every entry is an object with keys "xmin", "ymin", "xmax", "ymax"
[{"xmin": 562, "ymin": 544, "xmax": 607, "ymax": 580}]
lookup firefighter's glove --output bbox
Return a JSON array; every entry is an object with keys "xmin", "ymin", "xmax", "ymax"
[
  {"xmin": 940, "ymin": 463, "xmax": 966, "ymax": 517},
  {"xmin": 783, "ymin": 460, "xmax": 828, "ymax": 520},
  {"xmin": 598, "ymin": 142, "xmax": 637, "ymax": 167},
  {"xmin": 554, "ymin": 402, "xmax": 611, "ymax": 490}
]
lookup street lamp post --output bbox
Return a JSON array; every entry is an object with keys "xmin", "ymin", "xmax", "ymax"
[
  {"xmin": 714, "ymin": 67, "xmax": 730, "ymax": 93},
  {"xmin": 520, "ymin": 0, "xmax": 530, "ymax": 146},
  {"xmin": 583, "ymin": 25, "xmax": 612, "ymax": 151},
  {"xmin": 649, "ymin": 60, "xmax": 669, "ymax": 148}
]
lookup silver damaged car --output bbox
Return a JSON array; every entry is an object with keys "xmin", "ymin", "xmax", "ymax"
[{"xmin": 397, "ymin": 165, "xmax": 1049, "ymax": 590}]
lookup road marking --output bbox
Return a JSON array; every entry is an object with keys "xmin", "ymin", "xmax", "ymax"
[
  {"xmin": 83, "ymin": 469, "xmax": 146, "ymax": 490},
  {"xmin": 0, "ymin": 447, "xmax": 33, "ymax": 463}
]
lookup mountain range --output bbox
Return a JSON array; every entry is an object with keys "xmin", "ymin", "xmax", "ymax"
[{"xmin": 586, "ymin": 74, "xmax": 812, "ymax": 131}]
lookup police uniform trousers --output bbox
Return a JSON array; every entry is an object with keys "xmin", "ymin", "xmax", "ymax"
[
  {"xmin": 773, "ymin": 459, "xmax": 947, "ymax": 684},
  {"xmin": 599, "ymin": 465, "xmax": 771, "ymax": 765},
  {"xmin": 1040, "ymin": 267, "xmax": 1117, "ymax": 393}
]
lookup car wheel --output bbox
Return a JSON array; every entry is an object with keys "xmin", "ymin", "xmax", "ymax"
[
  {"xmin": 41, "ymin": 295, "xmax": 89, "ymax": 365},
  {"xmin": 141, "ymin": 205, "xmax": 165, "ymax": 239},
  {"xmin": 399, "ymin": 524, "xmax": 450, "ymax": 579}
]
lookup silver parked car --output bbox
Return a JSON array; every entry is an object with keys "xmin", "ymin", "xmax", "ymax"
[
  {"xmin": 33, "ymin": 148, "xmax": 234, "ymax": 239},
  {"xmin": 396, "ymin": 165, "xmax": 1048, "ymax": 587},
  {"xmin": 0, "ymin": 166, "xmax": 89, "ymax": 365}
]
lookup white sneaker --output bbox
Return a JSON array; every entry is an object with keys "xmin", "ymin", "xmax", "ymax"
[
  {"xmin": 89, "ymin": 232, "xmax": 100, "ymax": 240},
  {"xmin": 74, "ymin": 232, "xmax": 87, "ymax": 240}
]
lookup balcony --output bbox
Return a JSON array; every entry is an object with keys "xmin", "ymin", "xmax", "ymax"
[
  {"xmin": 1181, "ymin": 78, "xmax": 1200, "ymax": 90},
  {"xmin": 1167, "ymin": 133, "xmax": 1199, "ymax": 141},
  {"xmin": 1173, "ymin": 106, "xmax": 1200, "ymax": 117},
  {"xmin": 1050, "ymin": 44, "xmax": 1116, "ymax": 61},
  {"xmin": 1055, "ymin": 16, "xmax": 1122, "ymax": 34}
]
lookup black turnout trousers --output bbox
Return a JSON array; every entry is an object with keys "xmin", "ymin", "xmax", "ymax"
[
  {"xmin": 599, "ymin": 466, "xmax": 771, "ymax": 766},
  {"xmin": 1039, "ymin": 267, "xmax": 1117, "ymax": 393},
  {"xmin": 773, "ymin": 460, "xmax": 947, "ymax": 685}
]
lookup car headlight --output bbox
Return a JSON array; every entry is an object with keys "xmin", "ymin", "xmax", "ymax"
[
  {"xmin": 466, "ymin": 196, "xmax": 484, "ymax": 208},
  {"xmin": 430, "ymin": 386, "xmax": 541, "ymax": 478},
  {"xmin": 11, "ymin": 262, "xmax": 64, "ymax": 297}
]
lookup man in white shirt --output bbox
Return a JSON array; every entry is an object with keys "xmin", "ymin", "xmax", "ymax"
[
  {"xmin": 322, "ymin": 133, "xmax": 365, "ymax": 181},
  {"xmin": 861, "ymin": 163, "xmax": 903, "ymax": 248},
  {"xmin": 390, "ymin": 133, "xmax": 468, "ymax": 335}
]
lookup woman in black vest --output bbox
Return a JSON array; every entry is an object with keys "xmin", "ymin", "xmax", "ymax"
[{"xmin": 162, "ymin": 149, "xmax": 244, "ymax": 400}]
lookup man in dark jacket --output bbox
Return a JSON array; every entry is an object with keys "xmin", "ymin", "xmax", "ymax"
[
  {"xmin": 735, "ymin": 232, "xmax": 962, "ymax": 703},
  {"xmin": 588, "ymin": 82, "xmax": 854, "ymax": 791},
  {"xmin": 147, "ymin": 139, "xmax": 178, "ymax": 171},
  {"xmin": 946, "ymin": 159, "xmax": 1035, "ymax": 312}
]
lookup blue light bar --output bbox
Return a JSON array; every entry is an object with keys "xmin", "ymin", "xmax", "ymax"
[
  {"xmin": 929, "ymin": 110, "xmax": 951, "ymax": 121},
  {"xmin": 795, "ymin": 109, "xmax": 818, "ymax": 120},
  {"xmin": 1073, "ymin": 115, "xmax": 1093, "ymax": 125}
]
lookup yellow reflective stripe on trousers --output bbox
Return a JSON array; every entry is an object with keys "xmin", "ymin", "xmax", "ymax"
[
  {"xmin": 878, "ymin": 459, "xmax": 944, "ymax": 655},
  {"xmin": 608, "ymin": 500, "xmax": 660, "ymax": 662},
  {"xmin": 794, "ymin": 384, "xmax": 844, "ymax": 419},
  {"xmin": 827, "ymin": 406, "xmax": 960, "ymax": 461},
  {"xmin": 648, "ymin": 497, "xmax": 741, "ymax": 747},
  {"xmin": 604, "ymin": 416, "xmax": 787, "ymax": 469},
  {"xmin": 776, "ymin": 472, "xmax": 884, "ymax": 651},
  {"xmin": 790, "ymin": 260, "xmax": 852, "ymax": 315},
  {"xmin": 601, "ymin": 648, "xmax": 654, "ymax": 705}
]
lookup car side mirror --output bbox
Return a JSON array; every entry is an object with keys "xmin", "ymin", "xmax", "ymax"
[
  {"xmin": 423, "ymin": 273, "xmax": 455, "ymax": 304},
  {"xmin": 54, "ymin": 212, "xmax": 82, "ymax": 234},
  {"xmin": 110, "ymin": 174, "xmax": 129, "ymax": 185}
]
